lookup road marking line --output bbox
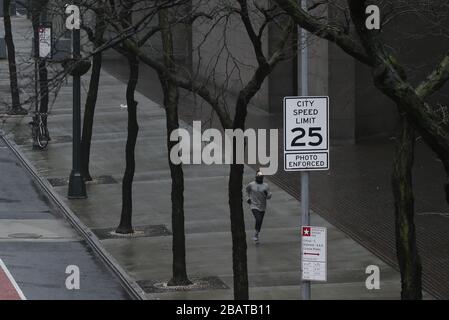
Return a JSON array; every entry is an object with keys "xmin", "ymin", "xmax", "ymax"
[{"xmin": 0, "ymin": 259, "xmax": 27, "ymax": 300}]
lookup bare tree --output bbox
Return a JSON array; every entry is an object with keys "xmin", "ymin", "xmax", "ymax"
[
  {"xmin": 77, "ymin": 0, "xmax": 194, "ymax": 281},
  {"xmin": 157, "ymin": 6, "xmax": 192, "ymax": 286},
  {"xmin": 115, "ymin": 0, "xmax": 141, "ymax": 234}
]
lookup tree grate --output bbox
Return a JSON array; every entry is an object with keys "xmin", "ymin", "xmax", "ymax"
[
  {"xmin": 14, "ymin": 135, "xmax": 72, "ymax": 145},
  {"xmin": 137, "ymin": 276, "xmax": 229, "ymax": 293},
  {"xmin": 47, "ymin": 175, "xmax": 118, "ymax": 187},
  {"xmin": 92, "ymin": 224, "xmax": 172, "ymax": 240}
]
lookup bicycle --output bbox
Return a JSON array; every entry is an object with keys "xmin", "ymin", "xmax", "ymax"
[{"xmin": 29, "ymin": 112, "xmax": 50, "ymax": 150}]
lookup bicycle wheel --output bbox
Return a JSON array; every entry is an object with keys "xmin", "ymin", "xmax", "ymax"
[{"xmin": 37, "ymin": 123, "xmax": 50, "ymax": 149}]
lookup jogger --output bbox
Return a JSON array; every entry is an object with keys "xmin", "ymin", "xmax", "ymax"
[{"xmin": 246, "ymin": 170, "xmax": 272, "ymax": 243}]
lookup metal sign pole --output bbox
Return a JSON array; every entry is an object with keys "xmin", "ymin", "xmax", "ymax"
[{"xmin": 300, "ymin": 0, "xmax": 311, "ymax": 301}]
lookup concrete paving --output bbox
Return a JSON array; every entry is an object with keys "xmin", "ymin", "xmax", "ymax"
[{"xmin": 0, "ymin": 16, "xmax": 433, "ymax": 300}]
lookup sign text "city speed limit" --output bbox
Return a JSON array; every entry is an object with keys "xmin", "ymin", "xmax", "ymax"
[{"xmin": 284, "ymin": 96, "xmax": 329, "ymax": 171}]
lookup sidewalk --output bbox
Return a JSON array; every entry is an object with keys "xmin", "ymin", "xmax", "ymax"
[{"xmin": 1, "ymin": 16, "xmax": 428, "ymax": 300}]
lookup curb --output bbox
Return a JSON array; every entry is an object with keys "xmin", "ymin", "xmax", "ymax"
[{"xmin": 1, "ymin": 134, "xmax": 150, "ymax": 300}]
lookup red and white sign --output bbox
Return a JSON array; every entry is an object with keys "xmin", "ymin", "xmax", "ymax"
[
  {"xmin": 0, "ymin": 259, "xmax": 26, "ymax": 300},
  {"xmin": 301, "ymin": 226, "xmax": 327, "ymax": 282},
  {"xmin": 38, "ymin": 25, "xmax": 52, "ymax": 59}
]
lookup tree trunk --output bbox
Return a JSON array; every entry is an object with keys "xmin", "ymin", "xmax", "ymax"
[
  {"xmin": 159, "ymin": 8, "xmax": 191, "ymax": 286},
  {"xmin": 226, "ymin": 63, "xmax": 273, "ymax": 300},
  {"xmin": 228, "ymin": 95, "xmax": 250, "ymax": 300},
  {"xmin": 229, "ymin": 163, "xmax": 249, "ymax": 300},
  {"xmin": 116, "ymin": 52, "xmax": 139, "ymax": 234},
  {"xmin": 392, "ymin": 115, "xmax": 422, "ymax": 300},
  {"xmin": 81, "ymin": 11, "xmax": 106, "ymax": 181},
  {"xmin": 162, "ymin": 78, "xmax": 191, "ymax": 286},
  {"xmin": 3, "ymin": 0, "xmax": 25, "ymax": 115},
  {"xmin": 80, "ymin": 51, "xmax": 101, "ymax": 181}
]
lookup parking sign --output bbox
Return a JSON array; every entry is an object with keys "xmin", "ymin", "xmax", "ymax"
[
  {"xmin": 38, "ymin": 24, "xmax": 52, "ymax": 59},
  {"xmin": 301, "ymin": 226, "xmax": 327, "ymax": 282}
]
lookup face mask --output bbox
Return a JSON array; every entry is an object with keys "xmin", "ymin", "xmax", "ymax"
[{"xmin": 256, "ymin": 176, "xmax": 264, "ymax": 184}]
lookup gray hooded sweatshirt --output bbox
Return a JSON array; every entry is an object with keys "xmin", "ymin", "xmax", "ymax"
[{"xmin": 245, "ymin": 181, "xmax": 272, "ymax": 212}]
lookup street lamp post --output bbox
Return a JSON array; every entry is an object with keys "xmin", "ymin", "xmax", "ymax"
[{"xmin": 67, "ymin": 3, "xmax": 86, "ymax": 199}]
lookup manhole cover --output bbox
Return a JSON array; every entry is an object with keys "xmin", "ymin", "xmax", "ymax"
[{"xmin": 8, "ymin": 233, "xmax": 43, "ymax": 239}]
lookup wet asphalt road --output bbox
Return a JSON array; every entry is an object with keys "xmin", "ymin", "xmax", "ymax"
[
  {"xmin": 0, "ymin": 136, "xmax": 130, "ymax": 300},
  {"xmin": 102, "ymin": 50, "xmax": 449, "ymax": 299}
]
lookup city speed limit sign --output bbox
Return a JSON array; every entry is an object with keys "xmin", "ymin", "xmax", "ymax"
[{"xmin": 284, "ymin": 96, "xmax": 329, "ymax": 171}]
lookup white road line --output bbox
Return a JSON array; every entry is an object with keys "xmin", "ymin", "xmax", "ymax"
[{"xmin": 0, "ymin": 259, "xmax": 27, "ymax": 300}]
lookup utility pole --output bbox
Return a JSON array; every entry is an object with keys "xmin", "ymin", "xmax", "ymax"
[
  {"xmin": 67, "ymin": 0, "xmax": 86, "ymax": 199},
  {"xmin": 299, "ymin": 0, "xmax": 311, "ymax": 301}
]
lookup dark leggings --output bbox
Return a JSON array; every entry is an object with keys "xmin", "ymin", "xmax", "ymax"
[{"xmin": 252, "ymin": 209, "xmax": 265, "ymax": 233}]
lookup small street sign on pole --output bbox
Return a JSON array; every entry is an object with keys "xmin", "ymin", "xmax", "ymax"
[
  {"xmin": 38, "ymin": 23, "xmax": 52, "ymax": 59},
  {"xmin": 301, "ymin": 226, "xmax": 327, "ymax": 282}
]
